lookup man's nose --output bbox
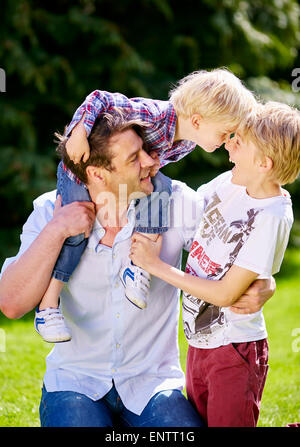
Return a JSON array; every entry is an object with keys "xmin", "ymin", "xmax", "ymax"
[{"xmin": 139, "ymin": 149, "xmax": 155, "ymax": 168}]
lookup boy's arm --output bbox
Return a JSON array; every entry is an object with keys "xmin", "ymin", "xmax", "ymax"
[
  {"xmin": 65, "ymin": 90, "xmax": 157, "ymax": 163},
  {"xmin": 130, "ymin": 234, "xmax": 258, "ymax": 307}
]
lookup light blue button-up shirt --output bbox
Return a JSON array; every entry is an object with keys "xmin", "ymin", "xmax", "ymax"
[{"xmin": 1, "ymin": 181, "xmax": 203, "ymax": 415}]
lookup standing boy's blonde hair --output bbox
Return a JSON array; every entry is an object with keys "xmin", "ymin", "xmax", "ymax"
[
  {"xmin": 242, "ymin": 101, "xmax": 300, "ymax": 185},
  {"xmin": 169, "ymin": 68, "xmax": 257, "ymax": 128}
]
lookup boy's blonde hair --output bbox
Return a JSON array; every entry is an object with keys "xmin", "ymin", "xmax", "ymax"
[
  {"xmin": 169, "ymin": 68, "xmax": 256, "ymax": 128},
  {"xmin": 242, "ymin": 101, "xmax": 300, "ymax": 185}
]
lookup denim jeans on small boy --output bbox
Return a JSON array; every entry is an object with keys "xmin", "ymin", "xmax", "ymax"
[{"xmin": 52, "ymin": 161, "xmax": 172, "ymax": 282}]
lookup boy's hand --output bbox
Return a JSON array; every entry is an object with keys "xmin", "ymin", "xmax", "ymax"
[
  {"xmin": 149, "ymin": 151, "xmax": 160, "ymax": 177},
  {"xmin": 230, "ymin": 277, "xmax": 276, "ymax": 314},
  {"xmin": 130, "ymin": 233, "xmax": 162, "ymax": 271},
  {"xmin": 66, "ymin": 113, "xmax": 91, "ymax": 164}
]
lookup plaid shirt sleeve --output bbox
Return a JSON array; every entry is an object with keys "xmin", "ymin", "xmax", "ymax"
[
  {"xmin": 66, "ymin": 91, "xmax": 164, "ymax": 136},
  {"xmin": 66, "ymin": 90, "xmax": 196, "ymax": 166}
]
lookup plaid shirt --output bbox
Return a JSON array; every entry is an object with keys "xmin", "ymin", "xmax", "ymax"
[{"xmin": 65, "ymin": 91, "xmax": 196, "ymax": 178}]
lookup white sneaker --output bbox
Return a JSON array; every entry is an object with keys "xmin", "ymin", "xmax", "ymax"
[
  {"xmin": 120, "ymin": 262, "xmax": 151, "ymax": 309},
  {"xmin": 34, "ymin": 307, "xmax": 72, "ymax": 343}
]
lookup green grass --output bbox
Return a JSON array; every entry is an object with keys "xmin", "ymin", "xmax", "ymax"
[{"xmin": 0, "ymin": 249, "xmax": 299, "ymax": 427}]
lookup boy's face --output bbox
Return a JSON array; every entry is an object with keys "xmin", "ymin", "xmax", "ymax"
[
  {"xmin": 195, "ymin": 119, "xmax": 233, "ymax": 152},
  {"xmin": 224, "ymin": 132, "xmax": 263, "ymax": 182}
]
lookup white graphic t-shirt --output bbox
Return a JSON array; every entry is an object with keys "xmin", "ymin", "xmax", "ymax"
[{"xmin": 182, "ymin": 171, "xmax": 293, "ymax": 349}]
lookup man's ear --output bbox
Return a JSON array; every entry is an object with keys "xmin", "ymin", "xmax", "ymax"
[
  {"xmin": 86, "ymin": 166, "xmax": 106, "ymax": 185},
  {"xmin": 191, "ymin": 114, "xmax": 203, "ymax": 130}
]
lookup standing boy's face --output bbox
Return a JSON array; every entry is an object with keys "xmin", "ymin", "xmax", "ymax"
[
  {"xmin": 224, "ymin": 132, "xmax": 263, "ymax": 182},
  {"xmin": 195, "ymin": 119, "xmax": 234, "ymax": 152}
]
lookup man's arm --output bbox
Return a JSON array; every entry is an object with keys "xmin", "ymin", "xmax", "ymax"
[
  {"xmin": 0, "ymin": 196, "xmax": 95, "ymax": 319},
  {"xmin": 230, "ymin": 277, "xmax": 276, "ymax": 314}
]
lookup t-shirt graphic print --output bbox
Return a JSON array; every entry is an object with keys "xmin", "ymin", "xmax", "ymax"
[{"xmin": 183, "ymin": 191, "xmax": 261, "ymax": 342}]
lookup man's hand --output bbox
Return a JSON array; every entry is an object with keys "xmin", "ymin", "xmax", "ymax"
[
  {"xmin": 149, "ymin": 151, "xmax": 160, "ymax": 177},
  {"xmin": 230, "ymin": 277, "xmax": 276, "ymax": 314},
  {"xmin": 52, "ymin": 195, "xmax": 96, "ymax": 240},
  {"xmin": 66, "ymin": 113, "xmax": 90, "ymax": 164}
]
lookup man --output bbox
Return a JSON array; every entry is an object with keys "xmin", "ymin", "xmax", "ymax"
[{"xmin": 0, "ymin": 111, "xmax": 274, "ymax": 427}]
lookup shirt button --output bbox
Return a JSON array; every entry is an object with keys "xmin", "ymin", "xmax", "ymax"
[
  {"xmin": 112, "ymin": 368, "xmax": 116, "ymax": 373},
  {"xmin": 116, "ymin": 343, "xmax": 120, "ymax": 349},
  {"xmin": 116, "ymin": 313, "xmax": 120, "ymax": 318},
  {"xmin": 115, "ymin": 282, "xmax": 119, "ymax": 288}
]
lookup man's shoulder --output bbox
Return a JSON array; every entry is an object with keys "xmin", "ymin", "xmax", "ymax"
[
  {"xmin": 33, "ymin": 190, "xmax": 56, "ymax": 209},
  {"xmin": 28, "ymin": 190, "xmax": 57, "ymax": 225}
]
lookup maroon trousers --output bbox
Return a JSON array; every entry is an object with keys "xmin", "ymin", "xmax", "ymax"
[{"xmin": 186, "ymin": 339, "xmax": 269, "ymax": 427}]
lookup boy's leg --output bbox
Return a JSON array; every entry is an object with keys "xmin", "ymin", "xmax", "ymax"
[
  {"xmin": 35, "ymin": 162, "xmax": 91, "ymax": 342},
  {"xmin": 204, "ymin": 340, "xmax": 269, "ymax": 427},
  {"xmin": 38, "ymin": 277, "xmax": 64, "ymax": 310},
  {"xmin": 185, "ymin": 345, "xmax": 209, "ymax": 425},
  {"xmin": 120, "ymin": 172, "xmax": 172, "ymax": 309}
]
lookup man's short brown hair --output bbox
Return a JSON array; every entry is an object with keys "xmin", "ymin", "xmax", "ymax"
[{"xmin": 56, "ymin": 108, "xmax": 149, "ymax": 184}]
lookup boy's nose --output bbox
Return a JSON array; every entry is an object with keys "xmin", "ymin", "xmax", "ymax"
[{"xmin": 224, "ymin": 134, "xmax": 234, "ymax": 151}]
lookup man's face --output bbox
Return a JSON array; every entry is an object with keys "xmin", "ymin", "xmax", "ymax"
[{"xmin": 105, "ymin": 128, "xmax": 155, "ymax": 201}]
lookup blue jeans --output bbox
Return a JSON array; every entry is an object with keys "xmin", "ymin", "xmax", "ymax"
[
  {"xmin": 39, "ymin": 384, "xmax": 205, "ymax": 427},
  {"xmin": 134, "ymin": 171, "xmax": 172, "ymax": 234},
  {"xmin": 52, "ymin": 162, "xmax": 91, "ymax": 282},
  {"xmin": 53, "ymin": 161, "xmax": 172, "ymax": 282}
]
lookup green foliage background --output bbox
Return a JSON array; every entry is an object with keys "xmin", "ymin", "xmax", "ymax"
[{"xmin": 1, "ymin": 0, "xmax": 300, "ymax": 261}]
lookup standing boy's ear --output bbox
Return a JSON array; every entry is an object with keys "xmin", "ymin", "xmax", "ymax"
[
  {"xmin": 191, "ymin": 114, "xmax": 203, "ymax": 130},
  {"xmin": 259, "ymin": 155, "xmax": 273, "ymax": 173}
]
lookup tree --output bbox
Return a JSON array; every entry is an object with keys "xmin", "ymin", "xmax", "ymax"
[{"xmin": 0, "ymin": 0, "xmax": 299, "ymax": 237}]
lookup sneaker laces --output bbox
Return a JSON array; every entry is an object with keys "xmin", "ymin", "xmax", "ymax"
[
  {"xmin": 38, "ymin": 308, "xmax": 67, "ymax": 328},
  {"xmin": 133, "ymin": 266, "xmax": 151, "ymax": 293}
]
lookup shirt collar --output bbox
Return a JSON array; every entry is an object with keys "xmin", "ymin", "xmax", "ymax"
[{"xmin": 87, "ymin": 199, "xmax": 137, "ymax": 251}]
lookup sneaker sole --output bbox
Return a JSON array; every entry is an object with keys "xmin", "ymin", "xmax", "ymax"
[
  {"xmin": 125, "ymin": 295, "xmax": 147, "ymax": 309},
  {"xmin": 41, "ymin": 336, "xmax": 72, "ymax": 343},
  {"xmin": 34, "ymin": 328, "xmax": 72, "ymax": 343}
]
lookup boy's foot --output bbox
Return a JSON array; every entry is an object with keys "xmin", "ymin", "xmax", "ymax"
[
  {"xmin": 34, "ymin": 307, "xmax": 72, "ymax": 343},
  {"xmin": 120, "ymin": 262, "xmax": 151, "ymax": 309}
]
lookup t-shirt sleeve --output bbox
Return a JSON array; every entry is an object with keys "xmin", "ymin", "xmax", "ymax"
[{"xmin": 234, "ymin": 211, "xmax": 292, "ymax": 278}]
